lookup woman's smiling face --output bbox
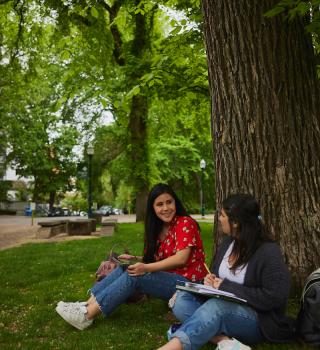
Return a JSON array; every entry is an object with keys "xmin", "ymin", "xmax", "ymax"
[{"xmin": 153, "ymin": 193, "xmax": 176, "ymax": 223}]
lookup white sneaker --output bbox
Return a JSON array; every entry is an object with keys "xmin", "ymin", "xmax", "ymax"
[
  {"xmin": 57, "ymin": 301, "xmax": 87, "ymax": 308},
  {"xmin": 216, "ymin": 338, "xmax": 251, "ymax": 350},
  {"xmin": 55, "ymin": 303, "xmax": 93, "ymax": 330}
]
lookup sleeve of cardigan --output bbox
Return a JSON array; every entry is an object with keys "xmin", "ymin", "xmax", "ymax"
[{"xmin": 218, "ymin": 243, "xmax": 291, "ymax": 312}]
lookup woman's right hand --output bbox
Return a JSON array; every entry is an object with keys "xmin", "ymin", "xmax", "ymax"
[{"xmin": 118, "ymin": 254, "xmax": 136, "ymax": 260}]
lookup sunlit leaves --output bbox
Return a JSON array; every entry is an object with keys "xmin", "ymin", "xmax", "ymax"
[{"xmin": 90, "ymin": 7, "xmax": 99, "ymax": 19}]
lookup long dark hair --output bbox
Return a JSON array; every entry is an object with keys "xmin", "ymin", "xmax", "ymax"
[
  {"xmin": 143, "ymin": 183, "xmax": 188, "ymax": 263},
  {"xmin": 222, "ymin": 193, "xmax": 272, "ymax": 271}
]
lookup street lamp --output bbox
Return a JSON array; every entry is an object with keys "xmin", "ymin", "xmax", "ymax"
[
  {"xmin": 87, "ymin": 144, "xmax": 94, "ymax": 218},
  {"xmin": 200, "ymin": 159, "xmax": 206, "ymax": 217}
]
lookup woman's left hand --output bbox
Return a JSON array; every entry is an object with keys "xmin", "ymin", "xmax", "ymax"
[
  {"xmin": 127, "ymin": 262, "xmax": 149, "ymax": 276},
  {"xmin": 212, "ymin": 277, "xmax": 223, "ymax": 289},
  {"xmin": 204, "ymin": 273, "xmax": 222, "ymax": 289}
]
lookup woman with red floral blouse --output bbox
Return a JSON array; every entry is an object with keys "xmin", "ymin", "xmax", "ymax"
[{"xmin": 56, "ymin": 183, "xmax": 207, "ymax": 330}]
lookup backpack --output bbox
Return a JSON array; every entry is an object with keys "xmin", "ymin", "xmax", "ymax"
[{"xmin": 296, "ymin": 268, "xmax": 320, "ymax": 346}]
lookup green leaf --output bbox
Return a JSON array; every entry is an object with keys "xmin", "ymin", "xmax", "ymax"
[
  {"xmin": 264, "ymin": 6, "xmax": 285, "ymax": 18},
  {"xmin": 101, "ymin": 99, "xmax": 108, "ymax": 108},
  {"xmin": 295, "ymin": 2, "xmax": 310, "ymax": 16},
  {"xmin": 131, "ymin": 86, "xmax": 140, "ymax": 96},
  {"xmin": 170, "ymin": 19, "xmax": 176, "ymax": 27},
  {"xmin": 91, "ymin": 7, "xmax": 99, "ymax": 18},
  {"xmin": 61, "ymin": 50, "xmax": 71, "ymax": 60},
  {"xmin": 170, "ymin": 26, "xmax": 182, "ymax": 36}
]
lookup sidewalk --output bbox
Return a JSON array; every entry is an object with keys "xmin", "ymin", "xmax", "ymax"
[
  {"xmin": 0, "ymin": 213, "xmax": 214, "ymax": 251},
  {"xmin": 0, "ymin": 214, "xmax": 137, "ymax": 250},
  {"xmin": 191, "ymin": 214, "xmax": 215, "ymax": 224}
]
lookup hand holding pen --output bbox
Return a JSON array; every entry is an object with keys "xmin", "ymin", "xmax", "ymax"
[{"xmin": 203, "ymin": 263, "xmax": 222, "ymax": 289}]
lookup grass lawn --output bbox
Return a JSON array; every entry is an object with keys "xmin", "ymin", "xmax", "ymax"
[{"xmin": 0, "ymin": 222, "xmax": 312, "ymax": 349}]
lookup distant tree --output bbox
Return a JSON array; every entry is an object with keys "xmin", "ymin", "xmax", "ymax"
[{"xmin": 202, "ymin": 0, "xmax": 320, "ymax": 288}]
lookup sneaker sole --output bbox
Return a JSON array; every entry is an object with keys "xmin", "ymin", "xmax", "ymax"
[{"xmin": 55, "ymin": 305, "xmax": 91, "ymax": 330}]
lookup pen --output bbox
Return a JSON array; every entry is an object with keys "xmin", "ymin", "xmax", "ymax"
[{"xmin": 204, "ymin": 263, "xmax": 211, "ymax": 275}]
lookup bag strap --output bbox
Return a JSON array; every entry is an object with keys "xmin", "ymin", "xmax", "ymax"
[{"xmin": 108, "ymin": 243, "xmax": 129, "ymax": 259}]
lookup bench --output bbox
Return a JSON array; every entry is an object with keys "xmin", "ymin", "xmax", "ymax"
[
  {"xmin": 67, "ymin": 219, "xmax": 96, "ymax": 236},
  {"xmin": 92, "ymin": 213, "xmax": 103, "ymax": 225},
  {"xmin": 99, "ymin": 219, "xmax": 117, "ymax": 236},
  {"xmin": 37, "ymin": 220, "xmax": 68, "ymax": 238},
  {"xmin": 37, "ymin": 219, "xmax": 97, "ymax": 238}
]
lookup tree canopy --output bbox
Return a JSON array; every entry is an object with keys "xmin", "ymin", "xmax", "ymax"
[{"xmin": 0, "ymin": 0, "xmax": 213, "ymax": 215}]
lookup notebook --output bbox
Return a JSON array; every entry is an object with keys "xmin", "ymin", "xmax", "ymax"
[
  {"xmin": 111, "ymin": 256, "xmax": 141, "ymax": 266},
  {"xmin": 176, "ymin": 281, "xmax": 247, "ymax": 304}
]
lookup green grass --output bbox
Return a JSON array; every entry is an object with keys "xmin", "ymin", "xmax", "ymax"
[{"xmin": 0, "ymin": 223, "xmax": 312, "ymax": 349}]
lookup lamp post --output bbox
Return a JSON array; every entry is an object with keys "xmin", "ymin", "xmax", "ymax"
[
  {"xmin": 200, "ymin": 159, "xmax": 206, "ymax": 218},
  {"xmin": 87, "ymin": 144, "xmax": 94, "ymax": 218}
]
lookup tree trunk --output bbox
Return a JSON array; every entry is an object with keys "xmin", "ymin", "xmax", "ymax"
[
  {"xmin": 128, "ymin": 94, "xmax": 149, "ymax": 221},
  {"xmin": 135, "ymin": 186, "xmax": 148, "ymax": 222},
  {"xmin": 100, "ymin": 1, "xmax": 151, "ymax": 221},
  {"xmin": 202, "ymin": 0, "xmax": 320, "ymax": 289},
  {"xmin": 32, "ymin": 177, "xmax": 41, "ymax": 203},
  {"xmin": 127, "ymin": 7, "xmax": 153, "ymax": 222},
  {"xmin": 49, "ymin": 191, "xmax": 55, "ymax": 210}
]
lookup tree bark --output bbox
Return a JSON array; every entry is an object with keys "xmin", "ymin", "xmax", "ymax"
[
  {"xmin": 128, "ymin": 94, "xmax": 149, "ymax": 221},
  {"xmin": 202, "ymin": 0, "xmax": 320, "ymax": 289},
  {"xmin": 49, "ymin": 191, "xmax": 55, "ymax": 210},
  {"xmin": 126, "ymin": 7, "xmax": 151, "ymax": 222}
]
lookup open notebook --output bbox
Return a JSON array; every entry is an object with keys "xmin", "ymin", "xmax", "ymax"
[{"xmin": 176, "ymin": 281, "xmax": 247, "ymax": 304}]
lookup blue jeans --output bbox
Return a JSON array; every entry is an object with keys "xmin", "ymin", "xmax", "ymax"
[
  {"xmin": 90, "ymin": 266, "xmax": 189, "ymax": 316},
  {"xmin": 170, "ymin": 291, "xmax": 263, "ymax": 350}
]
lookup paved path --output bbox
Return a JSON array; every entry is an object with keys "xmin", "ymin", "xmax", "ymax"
[{"xmin": 0, "ymin": 214, "xmax": 214, "ymax": 251}]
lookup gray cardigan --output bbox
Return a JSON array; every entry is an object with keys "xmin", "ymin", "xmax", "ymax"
[{"xmin": 212, "ymin": 236, "xmax": 295, "ymax": 342}]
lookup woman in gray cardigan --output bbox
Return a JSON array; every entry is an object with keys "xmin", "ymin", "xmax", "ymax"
[{"xmin": 158, "ymin": 194, "xmax": 295, "ymax": 350}]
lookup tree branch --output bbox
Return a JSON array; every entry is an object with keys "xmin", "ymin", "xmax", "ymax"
[
  {"xmin": 10, "ymin": 0, "xmax": 26, "ymax": 64},
  {"xmin": 98, "ymin": 0, "xmax": 125, "ymax": 66}
]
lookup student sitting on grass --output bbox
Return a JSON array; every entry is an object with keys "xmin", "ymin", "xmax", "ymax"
[
  {"xmin": 56, "ymin": 183, "xmax": 207, "ymax": 330},
  {"xmin": 157, "ymin": 194, "xmax": 295, "ymax": 350}
]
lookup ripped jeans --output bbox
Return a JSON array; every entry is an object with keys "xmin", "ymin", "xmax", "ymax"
[
  {"xmin": 90, "ymin": 266, "xmax": 189, "ymax": 316},
  {"xmin": 170, "ymin": 290, "xmax": 263, "ymax": 350}
]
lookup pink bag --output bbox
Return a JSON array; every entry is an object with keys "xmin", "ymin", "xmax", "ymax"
[{"xmin": 95, "ymin": 244, "xmax": 129, "ymax": 281}]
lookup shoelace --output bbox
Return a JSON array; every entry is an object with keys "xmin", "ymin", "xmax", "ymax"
[{"xmin": 63, "ymin": 305, "xmax": 87, "ymax": 315}]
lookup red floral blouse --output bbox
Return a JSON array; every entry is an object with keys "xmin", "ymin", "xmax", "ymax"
[{"xmin": 154, "ymin": 216, "xmax": 206, "ymax": 282}]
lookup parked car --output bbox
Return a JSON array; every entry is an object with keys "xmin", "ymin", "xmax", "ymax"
[
  {"xmin": 95, "ymin": 205, "xmax": 113, "ymax": 216},
  {"xmin": 35, "ymin": 207, "xmax": 49, "ymax": 217},
  {"xmin": 62, "ymin": 208, "xmax": 71, "ymax": 216},
  {"xmin": 48, "ymin": 207, "xmax": 71, "ymax": 217},
  {"xmin": 113, "ymin": 208, "xmax": 123, "ymax": 215}
]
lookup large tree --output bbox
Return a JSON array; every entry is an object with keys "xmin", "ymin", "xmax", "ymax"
[{"xmin": 202, "ymin": 0, "xmax": 320, "ymax": 288}]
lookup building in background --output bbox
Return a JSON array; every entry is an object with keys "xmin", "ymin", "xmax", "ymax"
[{"xmin": 0, "ymin": 152, "xmax": 33, "ymax": 201}]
